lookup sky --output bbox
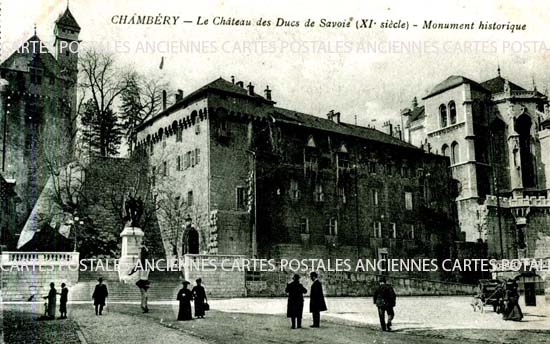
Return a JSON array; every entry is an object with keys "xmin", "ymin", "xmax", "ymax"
[{"xmin": 2, "ymin": 0, "xmax": 550, "ymax": 128}]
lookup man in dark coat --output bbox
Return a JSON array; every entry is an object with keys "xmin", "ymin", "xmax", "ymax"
[
  {"xmin": 373, "ymin": 277, "xmax": 396, "ymax": 331},
  {"xmin": 59, "ymin": 283, "xmax": 69, "ymax": 319},
  {"xmin": 177, "ymin": 281, "xmax": 193, "ymax": 320},
  {"xmin": 92, "ymin": 278, "xmax": 109, "ymax": 316},
  {"xmin": 309, "ymin": 271, "xmax": 327, "ymax": 328},
  {"xmin": 286, "ymin": 274, "xmax": 307, "ymax": 329}
]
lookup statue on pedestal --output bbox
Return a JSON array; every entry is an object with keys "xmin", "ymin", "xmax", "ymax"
[{"xmin": 124, "ymin": 194, "xmax": 144, "ymax": 228}]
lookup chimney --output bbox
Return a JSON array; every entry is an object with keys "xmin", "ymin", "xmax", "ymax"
[
  {"xmin": 264, "ymin": 85, "xmax": 272, "ymax": 101},
  {"xmin": 326, "ymin": 110, "xmax": 341, "ymax": 124},
  {"xmin": 162, "ymin": 90, "xmax": 167, "ymax": 111},
  {"xmin": 174, "ymin": 89, "xmax": 184, "ymax": 103},
  {"xmin": 247, "ymin": 82, "xmax": 255, "ymax": 96},
  {"xmin": 231, "ymin": 75, "xmax": 235, "ymax": 84},
  {"xmin": 236, "ymin": 81, "xmax": 244, "ymax": 88}
]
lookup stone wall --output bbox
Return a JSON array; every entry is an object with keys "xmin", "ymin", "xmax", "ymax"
[{"xmin": 245, "ymin": 270, "xmax": 475, "ymax": 297}]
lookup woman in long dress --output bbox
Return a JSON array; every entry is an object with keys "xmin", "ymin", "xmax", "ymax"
[
  {"xmin": 503, "ymin": 280, "xmax": 523, "ymax": 321},
  {"xmin": 43, "ymin": 282, "xmax": 57, "ymax": 319},
  {"xmin": 177, "ymin": 281, "xmax": 193, "ymax": 320},
  {"xmin": 192, "ymin": 278, "xmax": 207, "ymax": 319}
]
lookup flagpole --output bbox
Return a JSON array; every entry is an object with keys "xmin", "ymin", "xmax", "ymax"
[{"xmin": 252, "ymin": 151, "xmax": 257, "ymax": 258}]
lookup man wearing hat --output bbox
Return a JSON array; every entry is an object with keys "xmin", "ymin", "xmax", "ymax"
[
  {"xmin": 177, "ymin": 280, "xmax": 193, "ymax": 320},
  {"xmin": 286, "ymin": 274, "xmax": 307, "ymax": 329},
  {"xmin": 92, "ymin": 277, "xmax": 109, "ymax": 316},
  {"xmin": 373, "ymin": 277, "xmax": 396, "ymax": 331},
  {"xmin": 309, "ymin": 271, "xmax": 327, "ymax": 328}
]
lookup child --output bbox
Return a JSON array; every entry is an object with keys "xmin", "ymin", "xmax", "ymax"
[{"xmin": 59, "ymin": 283, "xmax": 69, "ymax": 319}]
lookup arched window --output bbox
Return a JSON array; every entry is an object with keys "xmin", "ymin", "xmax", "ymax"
[
  {"xmin": 441, "ymin": 144, "xmax": 449, "ymax": 157},
  {"xmin": 439, "ymin": 104, "xmax": 447, "ymax": 128},
  {"xmin": 451, "ymin": 141, "xmax": 459, "ymax": 164},
  {"xmin": 449, "ymin": 101, "xmax": 457, "ymax": 125}
]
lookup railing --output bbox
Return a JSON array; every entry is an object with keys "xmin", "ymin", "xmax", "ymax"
[{"xmin": 1, "ymin": 251, "xmax": 80, "ymax": 266}]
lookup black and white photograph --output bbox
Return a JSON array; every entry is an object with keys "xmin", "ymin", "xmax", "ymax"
[{"xmin": 1, "ymin": 1, "xmax": 550, "ymax": 343}]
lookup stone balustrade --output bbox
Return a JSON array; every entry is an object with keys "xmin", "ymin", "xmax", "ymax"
[
  {"xmin": 1, "ymin": 251, "xmax": 80, "ymax": 266},
  {"xmin": 485, "ymin": 195, "xmax": 550, "ymax": 208}
]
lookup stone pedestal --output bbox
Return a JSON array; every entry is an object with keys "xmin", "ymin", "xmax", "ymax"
[{"xmin": 118, "ymin": 226, "xmax": 144, "ymax": 282}]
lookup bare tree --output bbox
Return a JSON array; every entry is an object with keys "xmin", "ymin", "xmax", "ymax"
[{"xmin": 79, "ymin": 49, "xmax": 126, "ymax": 157}]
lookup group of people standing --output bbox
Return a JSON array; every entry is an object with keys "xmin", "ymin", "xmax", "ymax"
[
  {"xmin": 286, "ymin": 273, "xmax": 396, "ymax": 331},
  {"xmin": 41, "ymin": 282, "xmax": 69, "ymax": 320},
  {"xmin": 177, "ymin": 278, "xmax": 209, "ymax": 320},
  {"xmin": 285, "ymin": 271, "xmax": 327, "ymax": 329}
]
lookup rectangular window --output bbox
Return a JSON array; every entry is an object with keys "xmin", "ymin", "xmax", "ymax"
[
  {"xmin": 195, "ymin": 124, "xmax": 201, "ymax": 135},
  {"xmin": 30, "ymin": 67, "xmax": 43, "ymax": 85},
  {"xmin": 163, "ymin": 161, "xmax": 168, "ymax": 176},
  {"xmin": 176, "ymin": 128, "xmax": 183, "ymax": 142},
  {"xmin": 327, "ymin": 218, "xmax": 337, "ymax": 236},
  {"xmin": 372, "ymin": 189, "xmax": 379, "ymax": 206},
  {"xmin": 218, "ymin": 120, "xmax": 230, "ymax": 137},
  {"xmin": 391, "ymin": 223, "xmax": 396, "ymax": 239},
  {"xmin": 236, "ymin": 186, "xmax": 246, "ymax": 209},
  {"xmin": 300, "ymin": 218, "xmax": 309, "ymax": 234},
  {"xmin": 409, "ymin": 224, "xmax": 415, "ymax": 240},
  {"xmin": 373, "ymin": 222, "xmax": 382, "ymax": 238},
  {"xmin": 339, "ymin": 186, "xmax": 346, "ymax": 204},
  {"xmin": 151, "ymin": 167, "xmax": 156, "ymax": 187},
  {"xmin": 195, "ymin": 148, "xmax": 200, "ymax": 165},
  {"xmin": 290, "ymin": 180, "xmax": 300, "ymax": 200},
  {"xmin": 405, "ymin": 192, "xmax": 413, "ymax": 210},
  {"xmin": 190, "ymin": 150, "xmax": 195, "ymax": 167},
  {"xmin": 184, "ymin": 151, "xmax": 191, "ymax": 169},
  {"xmin": 187, "ymin": 190, "xmax": 193, "ymax": 207},
  {"xmin": 369, "ymin": 161, "xmax": 376, "ymax": 174},
  {"xmin": 176, "ymin": 156, "xmax": 181, "ymax": 171},
  {"xmin": 314, "ymin": 184, "xmax": 324, "ymax": 202},
  {"xmin": 150, "ymin": 143, "xmax": 154, "ymax": 155}
]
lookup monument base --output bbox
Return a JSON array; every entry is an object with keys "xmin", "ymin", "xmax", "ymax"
[{"xmin": 118, "ymin": 226, "xmax": 144, "ymax": 283}]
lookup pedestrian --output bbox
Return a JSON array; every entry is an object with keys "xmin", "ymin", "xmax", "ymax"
[
  {"xmin": 192, "ymin": 278, "xmax": 208, "ymax": 319},
  {"xmin": 286, "ymin": 274, "xmax": 307, "ymax": 329},
  {"xmin": 129, "ymin": 244, "xmax": 149, "ymax": 276},
  {"xmin": 43, "ymin": 282, "xmax": 57, "ymax": 320},
  {"xmin": 309, "ymin": 271, "xmax": 327, "ymax": 328},
  {"xmin": 136, "ymin": 279, "xmax": 151, "ymax": 313},
  {"xmin": 177, "ymin": 281, "xmax": 193, "ymax": 321},
  {"xmin": 92, "ymin": 277, "xmax": 109, "ymax": 316},
  {"xmin": 58, "ymin": 283, "xmax": 69, "ymax": 319},
  {"xmin": 373, "ymin": 277, "xmax": 396, "ymax": 331},
  {"xmin": 503, "ymin": 279, "xmax": 523, "ymax": 321}
]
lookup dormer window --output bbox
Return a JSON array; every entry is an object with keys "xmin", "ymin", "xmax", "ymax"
[{"xmin": 304, "ymin": 135, "xmax": 319, "ymax": 176}]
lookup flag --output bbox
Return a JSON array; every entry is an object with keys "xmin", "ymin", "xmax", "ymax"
[{"xmin": 159, "ymin": 56, "xmax": 164, "ymax": 70}]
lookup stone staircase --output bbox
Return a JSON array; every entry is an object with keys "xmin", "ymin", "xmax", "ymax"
[{"xmin": 69, "ymin": 270, "xmax": 184, "ymax": 302}]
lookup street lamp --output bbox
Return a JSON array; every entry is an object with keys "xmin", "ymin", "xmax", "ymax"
[
  {"xmin": 0, "ymin": 78, "xmax": 10, "ymax": 172},
  {"xmin": 72, "ymin": 215, "xmax": 84, "ymax": 252}
]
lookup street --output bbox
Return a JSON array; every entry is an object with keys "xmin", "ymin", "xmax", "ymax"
[{"xmin": 2, "ymin": 296, "xmax": 549, "ymax": 343}]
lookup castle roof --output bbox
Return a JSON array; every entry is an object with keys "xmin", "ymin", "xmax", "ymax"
[
  {"xmin": 55, "ymin": 7, "xmax": 81, "ymax": 31},
  {"xmin": 0, "ymin": 35, "xmax": 59, "ymax": 77},
  {"xmin": 270, "ymin": 107, "xmax": 418, "ymax": 150},
  {"xmin": 423, "ymin": 75, "xmax": 487, "ymax": 99},
  {"xmin": 408, "ymin": 105, "xmax": 425, "ymax": 122},
  {"xmin": 138, "ymin": 77, "xmax": 418, "ymax": 151},
  {"xmin": 480, "ymin": 76, "xmax": 525, "ymax": 94}
]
